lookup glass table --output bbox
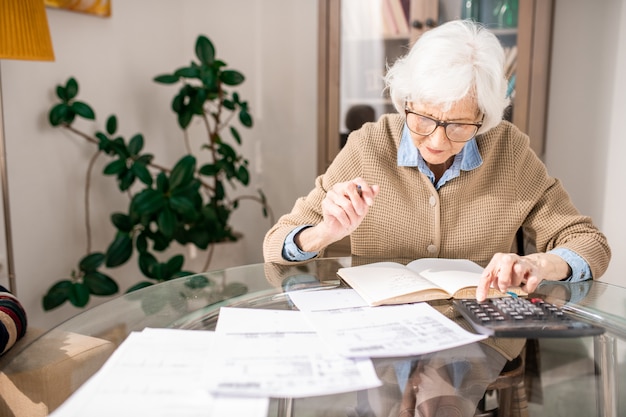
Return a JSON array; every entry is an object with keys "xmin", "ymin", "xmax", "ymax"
[{"xmin": 2, "ymin": 257, "xmax": 625, "ymax": 416}]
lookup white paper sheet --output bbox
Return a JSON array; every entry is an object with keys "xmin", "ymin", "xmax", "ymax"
[
  {"xmin": 211, "ymin": 307, "xmax": 382, "ymax": 397},
  {"xmin": 287, "ymin": 287, "xmax": 369, "ymax": 311},
  {"xmin": 301, "ymin": 302, "xmax": 487, "ymax": 358},
  {"xmin": 50, "ymin": 328, "xmax": 269, "ymax": 417}
]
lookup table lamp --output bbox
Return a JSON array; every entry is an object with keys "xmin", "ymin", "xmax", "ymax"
[{"xmin": 0, "ymin": 0, "xmax": 55, "ymax": 294}]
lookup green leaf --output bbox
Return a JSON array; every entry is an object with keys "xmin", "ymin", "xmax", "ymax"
[
  {"xmin": 215, "ymin": 180, "xmax": 225, "ymax": 200},
  {"xmin": 178, "ymin": 107, "xmax": 193, "ymax": 129},
  {"xmin": 169, "ymin": 196, "xmax": 197, "ymax": 219},
  {"xmin": 136, "ymin": 232, "xmax": 148, "ymax": 253},
  {"xmin": 258, "ymin": 189, "xmax": 269, "ymax": 217},
  {"xmin": 111, "ymin": 213, "xmax": 133, "ymax": 232},
  {"xmin": 156, "ymin": 172, "xmax": 169, "ymax": 193},
  {"xmin": 198, "ymin": 163, "xmax": 219, "ymax": 176},
  {"xmin": 106, "ymin": 115, "xmax": 118, "ymax": 135},
  {"xmin": 118, "ymin": 169, "xmax": 136, "ymax": 191},
  {"xmin": 195, "ymin": 35, "xmax": 215, "ymax": 65},
  {"xmin": 220, "ymin": 70, "xmax": 245, "ymax": 86},
  {"xmin": 157, "ymin": 207, "xmax": 176, "ymax": 238},
  {"xmin": 79, "ymin": 252, "xmax": 106, "ymax": 272},
  {"xmin": 132, "ymin": 189, "xmax": 166, "ymax": 215},
  {"xmin": 230, "ymin": 126, "xmax": 242, "ymax": 145},
  {"xmin": 136, "ymin": 154, "xmax": 154, "ymax": 165},
  {"xmin": 131, "ymin": 162, "xmax": 153, "ymax": 186},
  {"xmin": 166, "ymin": 254, "xmax": 184, "ymax": 276},
  {"xmin": 84, "ymin": 271, "xmax": 119, "ymax": 296},
  {"xmin": 128, "ymin": 134, "xmax": 144, "ymax": 156},
  {"xmin": 172, "ymin": 93, "xmax": 184, "ymax": 113},
  {"xmin": 49, "ymin": 103, "xmax": 69, "ymax": 126},
  {"xmin": 237, "ymin": 165, "xmax": 250, "ymax": 185},
  {"xmin": 95, "ymin": 132, "xmax": 110, "ymax": 150},
  {"xmin": 222, "ymin": 99, "xmax": 235, "ymax": 111},
  {"xmin": 108, "ymin": 138, "xmax": 126, "ymax": 157},
  {"xmin": 68, "ymin": 282, "xmax": 90, "ymax": 308},
  {"xmin": 147, "ymin": 262, "xmax": 162, "ymax": 281},
  {"xmin": 170, "ymin": 180, "xmax": 200, "ymax": 198},
  {"xmin": 175, "ymin": 66, "xmax": 200, "ymax": 79},
  {"xmin": 105, "ymin": 233, "xmax": 133, "ymax": 267},
  {"xmin": 71, "ymin": 101, "xmax": 95, "ymax": 120},
  {"xmin": 153, "ymin": 74, "xmax": 179, "ymax": 84},
  {"xmin": 126, "ymin": 281, "xmax": 154, "ymax": 293},
  {"xmin": 218, "ymin": 142, "xmax": 237, "ymax": 160},
  {"xmin": 169, "ymin": 155, "xmax": 196, "ymax": 191},
  {"xmin": 239, "ymin": 108, "xmax": 253, "ymax": 127},
  {"xmin": 56, "ymin": 85, "xmax": 68, "ymax": 102},
  {"xmin": 201, "ymin": 68, "xmax": 218, "ymax": 91},
  {"xmin": 103, "ymin": 159, "xmax": 127, "ymax": 175},
  {"xmin": 151, "ymin": 231, "xmax": 171, "ymax": 251},
  {"xmin": 42, "ymin": 280, "xmax": 73, "ymax": 310},
  {"xmin": 138, "ymin": 252, "xmax": 158, "ymax": 278},
  {"xmin": 65, "ymin": 78, "xmax": 79, "ymax": 100}
]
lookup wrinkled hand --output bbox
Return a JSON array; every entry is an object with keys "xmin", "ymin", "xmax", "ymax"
[
  {"xmin": 476, "ymin": 252, "xmax": 571, "ymax": 301},
  {"xmin": 296, "ymin": 178, "xmax": 379, "ymax": 252},
  {"xmin": 320, "ymin": 178, "xmax": 379, "ymax": 240}
]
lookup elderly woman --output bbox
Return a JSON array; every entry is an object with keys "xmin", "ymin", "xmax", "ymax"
[{"xmin": 263, "ymin": 19, "xmax": 610, "ymax": 416}]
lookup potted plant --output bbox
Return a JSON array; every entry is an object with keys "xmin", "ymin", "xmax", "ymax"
[{"xmin": 42, "ymin": 35, "xmax": 271, "ymax": 310}]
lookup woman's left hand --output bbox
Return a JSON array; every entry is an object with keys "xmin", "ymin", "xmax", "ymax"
[{"xmin": 476, "ymin": 253, "xmax": 572, "ymax": 301}]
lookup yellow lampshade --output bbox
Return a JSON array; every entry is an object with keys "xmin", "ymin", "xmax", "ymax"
[{"xmin": 0, "ymin": 0, "xmax": 55, "ymax": 61}]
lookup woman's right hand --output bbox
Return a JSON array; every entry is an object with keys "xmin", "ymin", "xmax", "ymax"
[{"xmin": 295, "ymin": 178, "xmax": 379, "ymax": 252}]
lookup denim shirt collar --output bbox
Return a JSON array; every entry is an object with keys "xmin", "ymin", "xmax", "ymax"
[{"xmin": 397, "ymin": 124, "xmax": 482, "ymax": 189}]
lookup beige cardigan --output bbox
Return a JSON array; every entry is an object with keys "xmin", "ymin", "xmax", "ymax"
[
  {"xmin": 263, "ymin": 115, "xmax": 611, "ymax": 360},
  {"xmin": 264, "ymin": 114, "xmax": 610, "ymax": 278}
]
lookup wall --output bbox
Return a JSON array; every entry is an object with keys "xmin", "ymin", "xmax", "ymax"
[
  {"xmin": 0, "ymin": 0, "xmax": 318, "ymax": 329},
  {"xmin": 545, "ymin": 0, "xmax": 626, "ymax": 286}
]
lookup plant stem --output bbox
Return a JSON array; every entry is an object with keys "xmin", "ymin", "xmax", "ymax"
[
  {"xmin": 85, "ymin": 150, "xmax": 101, "ymax": 254},
  {"xmin": 65, "ymin": 124, "xmax": 99, "ymax": 145},
  {"xmin": 183, "ymin": 129, "xmax": 192, "ymax": 155},
  {"xmin": 202, "ymin": 243, "xmax": 214, "ymax": 271},
  {"xmin": 233, "ymin": 195, "xmax": 275, "ymax": 224}
]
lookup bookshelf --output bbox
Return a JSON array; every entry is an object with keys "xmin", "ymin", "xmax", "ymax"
[{"xmin": 317, "ymin": 0, "xmax": 554, "ymax": 174}]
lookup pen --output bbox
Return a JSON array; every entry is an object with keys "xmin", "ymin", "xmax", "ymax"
[{"xmin": 356, "ymin": 184, "xmax": 362, "ymax": 198}]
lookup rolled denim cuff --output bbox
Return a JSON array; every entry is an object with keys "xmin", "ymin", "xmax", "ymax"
[
  {"xmin": 548, "ymin": 248, "xmax": 592, "ymax": 282},
  {"xmin": 282, "ymin": 225, "xmax": 318, "ymax": 261}
]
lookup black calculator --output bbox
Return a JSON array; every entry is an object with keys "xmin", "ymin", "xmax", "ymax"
[{"xmin": 453, "ymin": 297, "xmax": 605, "ymax": 338}]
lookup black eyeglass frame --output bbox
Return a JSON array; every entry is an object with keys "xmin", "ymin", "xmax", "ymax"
[{"xmin": 404, "ymin": 107, "xmax": 484, "ymax": 143}]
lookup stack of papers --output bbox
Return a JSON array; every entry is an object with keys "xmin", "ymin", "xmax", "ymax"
[
  {"xmin": 51, "ymin": 328, "xmax": 269, "ymax": 417},
  {"xmin": 52, "ymin": 288, "xmax": 486, "ymax": 416}
]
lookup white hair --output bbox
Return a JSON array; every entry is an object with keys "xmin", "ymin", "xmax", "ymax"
[{"xmin": 384, "ymin": 19, "xmax": 509, "ymax": 134}]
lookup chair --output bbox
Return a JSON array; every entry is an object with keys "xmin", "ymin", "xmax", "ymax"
[{"xmin": 474, "ymin": 348, "xmax": 529, "ymax": 417}]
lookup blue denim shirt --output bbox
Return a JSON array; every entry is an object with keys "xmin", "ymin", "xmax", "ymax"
[{"xmin": 284, "ymin": 125, "xmax": 591, "ymax": 282}]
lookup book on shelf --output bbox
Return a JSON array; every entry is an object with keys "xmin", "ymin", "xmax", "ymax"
[
  {"xmin": 388, "ymin": 0, "xmax": 410, "ymax": 35},
  {"xmin": 381, "ymin": 0, "xmax": 410, "ymax": 37},
  {"xmin": 381, "ymin": 0, "xmax": 397, "ymax": 37},
  {"xmin": 337, "ymin": 258, "xmax": 527, "ymax": 306},
  {"xmin": 504, "ymin": 45, "xmax": 518, "ymax": 80}
]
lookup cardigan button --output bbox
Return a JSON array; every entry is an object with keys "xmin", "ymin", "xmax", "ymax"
[
  {"xmin": 429, "ymin": 195, "xmax": 436, "ymax": 207},
  {"xmin": 427, "ymin": 244, "xmax": 437, "ymax": 254}
]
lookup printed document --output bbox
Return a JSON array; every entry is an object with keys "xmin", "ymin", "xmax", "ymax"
[
  {"xmin": 300, "ymin": 300, "xmax": 487, "ymax": 358},
  {"xmin": 211, "ymin": 307, "xmax": 382, "ymax": 397},
  {"xmin": 50, "ymin": 328, "xmax": 269, "ymax": 417}
]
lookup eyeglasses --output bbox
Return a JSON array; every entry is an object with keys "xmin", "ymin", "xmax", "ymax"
[{"xmin": 404, "ymin": 107, "xmax": 483, "ymax": 142}]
